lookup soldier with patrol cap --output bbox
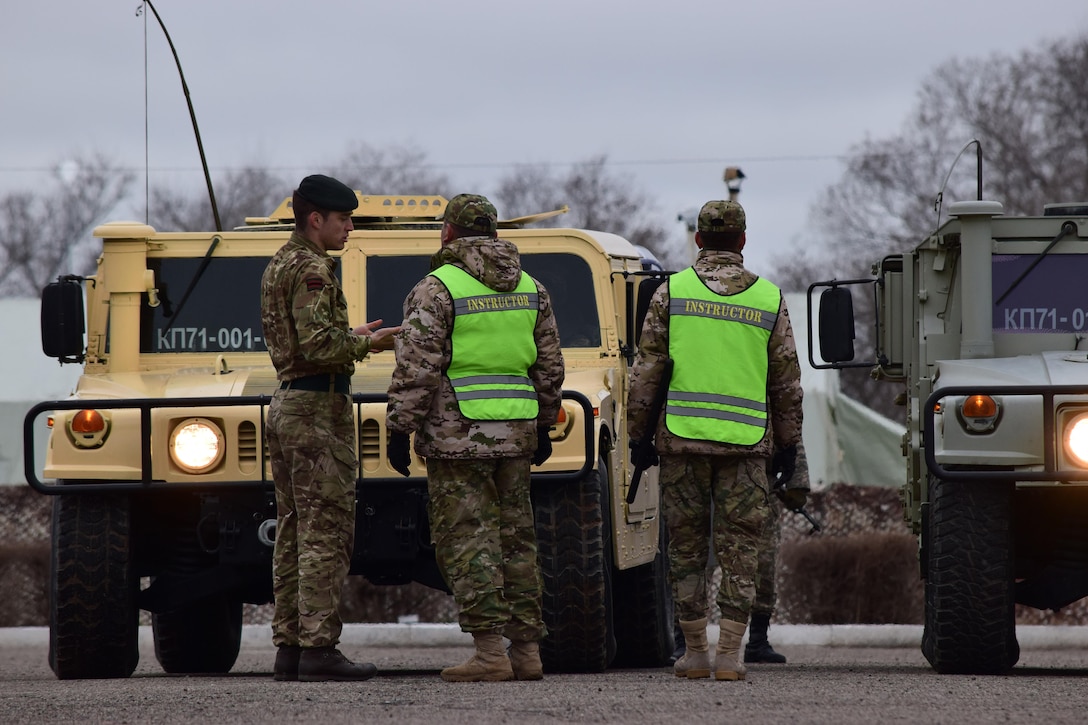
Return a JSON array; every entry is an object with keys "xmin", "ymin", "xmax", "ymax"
[
  {"xmin": 261, "ymin": 174, "xmax": 400, "ymax": 682},
  {"xmin": 746, "ymin": 439, "xmax": 810, "ymax": 664},
  {"xmin": 628, "ymin": 199, "xmax": 803, "ymax": 681},
  {"xmin": 386, "ymin": 193, "xmax": 565, "ymax": 682}
]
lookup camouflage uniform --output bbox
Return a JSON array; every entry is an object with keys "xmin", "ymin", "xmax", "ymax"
[
  {"xmin": 628, "ymin": 248, "xmax": 803, "ymax": 624},
  {"xmin": 386, "ymin": 236, "xmax": 564, "ymax": 637},
  {"xmin": 262, "ymin": 230, "xmax": 374, "ymax": 649},
  {"xmin": 753, "ymin": 441, "xmax": 811, "ymax": 616}
]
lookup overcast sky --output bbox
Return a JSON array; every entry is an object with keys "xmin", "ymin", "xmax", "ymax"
[{"xmin": 4, "ymin": 0, "xmax": 1088, "ymax": 272}]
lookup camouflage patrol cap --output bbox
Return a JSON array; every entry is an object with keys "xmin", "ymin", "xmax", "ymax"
[
  {"xmin": 443, "ymin": 193, "xmax": 498, "ymax": 234},
  {"xmin": 697, "ymin": 200, "xmax": 746, "ymax": 232},
  {"xmin": 295, "ymin": 174, "xmax": 358, "ymax": 212}
]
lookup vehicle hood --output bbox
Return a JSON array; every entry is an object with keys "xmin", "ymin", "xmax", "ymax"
[{"xmin": 936, "ymin": 350, "xmax": 1088, "ymax": 389}]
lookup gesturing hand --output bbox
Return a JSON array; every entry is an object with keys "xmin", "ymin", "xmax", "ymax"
[{"xmin": 354, "ymin": 318, "xmax": 402, "ymax": 353}]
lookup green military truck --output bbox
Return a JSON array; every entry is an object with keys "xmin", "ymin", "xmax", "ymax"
[
  {"xmin": 25, "ymin": 193, "xmax": 673, "ymax": 679},
  {"xmin": 813, "ymin": 189, "xmax": 1088, "ymax": 674}
]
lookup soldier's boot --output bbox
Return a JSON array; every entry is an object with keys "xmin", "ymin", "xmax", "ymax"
[
  {"xmin": 744, "ymin": 612, "xmax": 787, "ymax": 664},
  {"xmin": 273, "ymin": 644, "xmax": 301, "ymax": 681},
  {"xmin": 714, "ymin": 619, "xmax": 749, "ymax": 681},
  {"xmin": 673, "ymin": 618, "xmax": 711, "ymax": 679},
  {"xmin": 509, "ymin": 638, "xmax": 544, "ymax": 681},
  {"xmin": 440, "ymin": 631, "xmax": 515, "ymax": 682},
  {"xmin": 297, "ymin": 647, "xmax": 378, "ymax": 682}
]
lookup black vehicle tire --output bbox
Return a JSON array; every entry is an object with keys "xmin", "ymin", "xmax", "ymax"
[
  {"xmin": 921, "ymin": 475, "xmax": 1019, "ymax": 674},
  {"xmin": 532, "ymin": 455, "xmax": 616, "ymax": 672},
  {"xmin": 49, "ymin": 493, "xmax": 139, "ymax": 680},
  {"xmin": 152, "ymin": 595, "xmax": 244, "ymax": 674},
  {"xmin": 611, "ymin": 516, "xmax": 675, "ymax": 668}
]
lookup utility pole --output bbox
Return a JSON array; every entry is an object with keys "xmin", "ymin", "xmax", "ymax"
[
  {"xmin": 723, "ymin": 166, "xmax": 745, "ymax": 202},
  {"xmin": 681, "ymin": 166, "xmax": 746, "ymax": 263}
]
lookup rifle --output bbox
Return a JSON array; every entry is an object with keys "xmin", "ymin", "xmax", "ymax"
[{"xmin": 626, "ymin": 357, "xmax": 674, "ymax": 505}]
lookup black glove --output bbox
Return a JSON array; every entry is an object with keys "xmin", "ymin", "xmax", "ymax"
[
  {"xmin": 771, "ymin": 444, "xmax": 797, "ymax": 487},
  {"xmin": 532, "ymin": 427, "xmax": 553, "ymax": 466},
  {"xmin": 388, "ymin": 430, "xmax": 411, "ymax": 477},
  {"xmin": 629, "ymin": 438, "xmax": 659, "ymax": 469},
  {"xmin": 779, "ymin": 487, "xmax": 808, "ymax": 511}
]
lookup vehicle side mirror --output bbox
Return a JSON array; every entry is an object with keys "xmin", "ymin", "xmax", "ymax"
[
  {"xmin": 818, "ymin": 286, "xmax": 856, "ymax": 363},
  {"xmin": 42, "ymin": 277, "xmax": 86, "ymax": 363}
]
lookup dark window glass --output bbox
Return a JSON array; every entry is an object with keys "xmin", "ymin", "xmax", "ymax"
[
  {"xmin": 521, "ymin": 253, "xmax": 601, "ymax": 348},
  {"xmin": 141, "ymin": 258, "xmax": 274, "ymax": 353},
  {"xmin": 993, "ymin": 254, "xmax": 1088, "ymax": 333},
  {"xmin": 139, "ymin": 251, "xmax": 603, "ymax": 354},
  {"xmin": 366, "ymin": 255, "xmax": 433, "ymax": 328}
]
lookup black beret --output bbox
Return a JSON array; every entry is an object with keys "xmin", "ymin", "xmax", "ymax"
[{"xmin": 296, "ymin": 174, "xmax": 358, "ymax": 212}]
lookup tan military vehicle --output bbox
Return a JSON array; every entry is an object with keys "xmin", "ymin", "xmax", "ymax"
[
  {"xmin": 26, "ymin": 194, "xmax": 674, "ymax": 679},
  {"xmin": 813, "ymin": 172, "xmax": 1088, "ymax": 674}
]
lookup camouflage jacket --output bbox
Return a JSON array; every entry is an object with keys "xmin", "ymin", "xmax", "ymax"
[
  {"xmin": 260, "ymin": 231, "xmax": 372, "ymax": 380},
  {"xmin": 627, "ymin": 249, "xmax": 803, "ymax": 458},
  {"xmin": 386, "ymin": 236, "xmax": 565, "ymax": 459}
]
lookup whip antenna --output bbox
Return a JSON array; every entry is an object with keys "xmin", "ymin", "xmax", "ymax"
[{"xmin": 136, "ymin": 1, "xmax": 222, "ymax": 231}]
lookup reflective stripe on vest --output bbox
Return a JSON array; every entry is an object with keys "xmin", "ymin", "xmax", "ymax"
[
  {"xmin": 665, "ymin": 267, "xmax": 781, "ymax": 445},
  {"xmin": 429, "ymin": 264, "xmax": 540, "ymax": 420}
]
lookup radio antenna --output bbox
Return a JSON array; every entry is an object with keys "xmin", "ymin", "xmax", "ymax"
[{"xmin": 137, "ymin": 1, "xmax": 222, "ymax": 232}]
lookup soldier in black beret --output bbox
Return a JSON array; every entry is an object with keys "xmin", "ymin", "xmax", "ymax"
[
  {"xmin": 295, "ymin": 174, "xmax": 359, "ymax": 213},
  {"xmin": 261, "ymin": 174, "xmax": 399, "ymax": 682}
]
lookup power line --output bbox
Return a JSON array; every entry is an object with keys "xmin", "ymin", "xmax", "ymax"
[{"xmin": 0, "ymin": 153, "xmax": 846, "ymax": 177}]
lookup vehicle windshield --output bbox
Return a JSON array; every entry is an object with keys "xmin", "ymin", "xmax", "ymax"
[
  {"xmin": 993, "ymin": 253, "xmax": 1088, "ymax": 333},
  {"xmin": 141, "ymin": 251, "xmax": 601, "ymax": 353}
]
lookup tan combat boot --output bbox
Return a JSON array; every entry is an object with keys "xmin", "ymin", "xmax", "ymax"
[
  {"xmin": 509, "ymin": 638, "xmax": 544, "ymax": 681},
  {"xmin": 673, "ymin": 618, "xmax": 711, "ymax": 679},
  {"xmin": 440, "ymin": 631, "xmax": 515, "ymax": 682},
  {"xmin": 714, "ymin": 619, "xmax": 748, "ymax": 681}
]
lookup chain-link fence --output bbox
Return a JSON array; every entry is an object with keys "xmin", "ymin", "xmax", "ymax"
[{"xmin": 1, "ymin": 483, "xmax": 1083, "ymax": 627}]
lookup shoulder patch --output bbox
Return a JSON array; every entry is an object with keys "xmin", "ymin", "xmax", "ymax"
[{"xmin": 305, "ymin": 277, "xmax": 325, "ymax": 292}]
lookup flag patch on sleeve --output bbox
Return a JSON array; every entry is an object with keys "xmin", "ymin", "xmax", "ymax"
[{"xmin": 305, "ymin": 277, "xmax": 324, "ymax": 291}]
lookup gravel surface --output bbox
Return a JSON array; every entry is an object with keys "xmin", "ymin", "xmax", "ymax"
[{"xmin": 5, "ymin": 627, "xmax": 1088, "ymax": 723}]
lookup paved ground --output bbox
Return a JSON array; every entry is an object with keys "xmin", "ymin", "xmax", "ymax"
[{"xmin": 4, "ymin": 625, "xmax": 1088, "ymax": 723}]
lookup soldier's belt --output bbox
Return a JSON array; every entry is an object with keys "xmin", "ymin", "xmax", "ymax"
[{"xmin": 280, "ymin": 373, "xmax": 351, "ymax": 395}]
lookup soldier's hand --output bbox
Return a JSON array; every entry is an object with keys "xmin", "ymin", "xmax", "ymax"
[
  {"xmin": 780, "ymin": 487, "xmax": 808, "ymax": 511},
  {"xmin": 532, "ymin": 427, "xmax": 553, "ymax": 466},
  {"xmin": 771, "ymin": 444, "xmax": 797, "ymax": 486},
  {"xmin": 355, "ymin": 318, "xmax": 402, "ymax": 353},
  {"xmin": 629, "ymin": 439, "xmax": 659, "ymax": 469},
  {"xmin": 388, "ymin": 430, "xmax": 412, "ymax": 477}
]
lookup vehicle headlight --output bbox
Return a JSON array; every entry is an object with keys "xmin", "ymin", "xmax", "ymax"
[
  {"xmin": 1063, "ymin": 413, "xmax": 1088, "ymax": 467},
  {"xmin": 170, "ymin": 418, "xmax": 224, "ymax": 473}
]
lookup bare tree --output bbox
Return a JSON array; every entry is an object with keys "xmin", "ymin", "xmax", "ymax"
[
  {"xmin": 494, "ymin": 155, "xmax": 681, "ymax": 266},
  {"xmin": 0, "ymin": 155, "xmax": 134, "ymax": 297},
  {"xmin": 144, "ymin": 166, "xmax": 290, "ymax": 231},
  {"xmin": 328, "ymin": 142, "xmax": 455, "ymax": 198},
  {"xmin": 773, "ymin": 33, "xmax": 1088, "ymax": 416}
]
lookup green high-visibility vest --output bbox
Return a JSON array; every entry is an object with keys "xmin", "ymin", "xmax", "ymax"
[
  {"xmin": 665, "ymin": 267, "xmax": 781, "ymax": 445},
  {"xmin": 430, "ymin": 264, "xmax": 540, "ymax": 420}
]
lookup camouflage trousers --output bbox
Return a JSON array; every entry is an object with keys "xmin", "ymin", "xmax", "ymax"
[
  {"xmin": 661, "ymin": 454, "xmax": 771, "ymax": 623},
  {"xmin": 752, "ymin": 496, "xmax": 782, "ymax": 615},
  {"xmin": 267, "ymin": 389, "xmax": 357, "ymax": 649},
  {"xmin": 426, "ymin": 457, "xmax": 546, "ymax": 641}
]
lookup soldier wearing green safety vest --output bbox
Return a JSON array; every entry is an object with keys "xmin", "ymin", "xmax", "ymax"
[
  {"xmin": 666, "ymin": 270, "xmax": 780, "ymax": 445},
  {"xmin": 386, "ymin": 193, "xmax": 565, "ymax": 683},
  {"xmin": 628, "ymin": 199, "xmax": 804, "ymax": 683},
  {"xmin": 429, "ymin": 263, "xmax": 540, "ymax": 421}
]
